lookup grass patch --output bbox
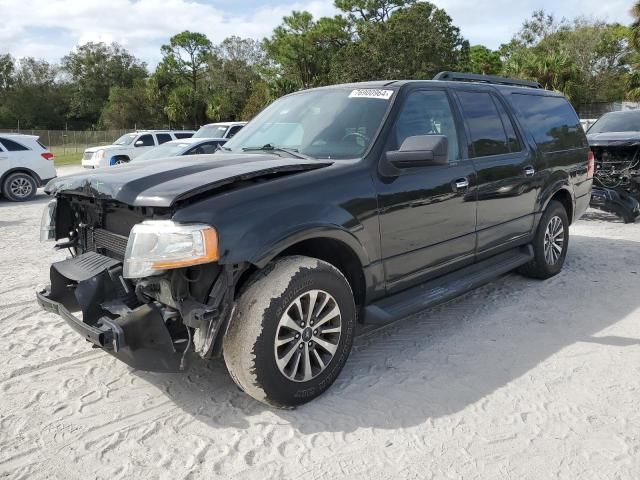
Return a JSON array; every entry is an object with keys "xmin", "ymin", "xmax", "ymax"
[{"xmin": 50, "ymin": 147, "xmax": 82, "ymax": 166}]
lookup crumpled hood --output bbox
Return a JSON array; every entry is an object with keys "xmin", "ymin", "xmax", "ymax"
[
  {"xmin": 587, "ymin": 131, "xmax": 640, "ymax": 146},
  {"xmin": 46, "ymin": 153, "xmax": 332, "ymax": 207}
]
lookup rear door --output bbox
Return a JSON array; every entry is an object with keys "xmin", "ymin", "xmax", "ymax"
[
  {"xmin": 453, "ymin": 89, "xmax": 538, "ymax": 256},
  {"xmin": 376, "ymin": 88, "xmax": 477, "ymax": 293}
]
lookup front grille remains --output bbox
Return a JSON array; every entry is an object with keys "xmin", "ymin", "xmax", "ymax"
[{"xmin": 89, "ymin": 228, "xmax": 129, "ymax": 258}]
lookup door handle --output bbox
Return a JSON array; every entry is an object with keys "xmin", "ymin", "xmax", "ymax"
[
  {"xmin": 453, "ymin": 177, "xmax": 469, "ymax": 191},
  {"xmin": 524, "ymin": 166, "xmax": 535, "ymax": 177}
]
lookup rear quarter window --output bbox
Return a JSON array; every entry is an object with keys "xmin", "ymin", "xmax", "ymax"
[
  {"xmin": 0, "ymin": 138, "xmax": 30, "ymax": 151},
  {"xmin": 508, "ymin": 94, "xmax": 585, "ymax": 153}
]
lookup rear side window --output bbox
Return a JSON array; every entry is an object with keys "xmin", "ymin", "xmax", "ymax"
[
  {"xmin": 508, "ymin": 94, "xmax": 584, "ymax": 153},
  {"xmin": 457, "ymin": 91, "xmax": 509, "ymax": 158},
  {"xmin": 174, "ymin": 132, "xmax": 193, "ymax": 139},
  {"xmin": 156, "ymin": 133, "xmax": 172, "ymax": 144},
  {"xmin": 0, "ymin": 138, "xmax": 29, "ymax": 151},
  {"xmin": 227, "ymin": 125, "xmax": 243, "ymax": 138}
]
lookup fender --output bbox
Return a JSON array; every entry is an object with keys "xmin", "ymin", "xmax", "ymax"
[
  {"xmin": 538, "ymin": 173, "xmax": 573, "ymax": 213},
  {"xmin": 248, "ymin": 224, "xmax": 371, "ymax": 269}
]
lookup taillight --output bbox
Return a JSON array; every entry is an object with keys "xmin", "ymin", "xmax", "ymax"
[
  {"xmin": 41, "ymin": 152, "xmax": 54, "ymax": 161},
  {"xmin": 587, "ymin": 150, "xmax": 594, "ymax": 179}
]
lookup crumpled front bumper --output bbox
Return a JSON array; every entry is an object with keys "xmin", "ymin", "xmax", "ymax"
[
  {"xmin": 36, "ymin": 252, "xmax": 186, "ymax": 372},
  {"xmin": 590, "ymin": 186, "xmax": 640, "ymax": 223}
]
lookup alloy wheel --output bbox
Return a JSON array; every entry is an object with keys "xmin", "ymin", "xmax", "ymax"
[
  {"xmin": 543, "ymin": 215, "xmax": 564, "ymax": 265},
  {"xmin": 9, "ymin": 177, "xmax": 33, "ymax": 199},
  {"xmin": 274, "ymin": 289, "xmax": 342, "ymax": 382}
]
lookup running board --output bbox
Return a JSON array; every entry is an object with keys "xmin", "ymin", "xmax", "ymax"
[{"xmin": 363, "ymin": 245, "xmax": 533, "ymax": 326}]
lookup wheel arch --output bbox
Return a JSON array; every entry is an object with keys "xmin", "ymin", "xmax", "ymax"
[{"xmin": 0, "ymin": 167, "xmax": 41, "ymax": 191}]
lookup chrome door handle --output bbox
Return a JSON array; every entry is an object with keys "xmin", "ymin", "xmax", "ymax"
[
  {"xmin": 454, "ymin": 178, "xmax": 469, "ymax": 190},
  {"xmin": 524, "ymin": 166, "xmax": 535, "ymax": 176}
]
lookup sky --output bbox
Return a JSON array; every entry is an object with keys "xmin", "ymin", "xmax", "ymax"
[{"xmin": 0, "ymin": 0, "xmax": 634, "ymax": 66}]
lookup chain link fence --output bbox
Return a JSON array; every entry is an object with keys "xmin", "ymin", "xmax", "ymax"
[{"xmin": 0, "ymin": 129, "xmax": 131, "ymax": 155}]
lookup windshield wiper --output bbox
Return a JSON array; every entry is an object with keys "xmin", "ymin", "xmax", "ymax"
[{"xmin": 241, "ymin": 143, "xmax": 312, "ymax": 160}]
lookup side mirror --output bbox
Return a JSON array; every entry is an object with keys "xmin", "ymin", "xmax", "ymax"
[
  {"xmin": 385, "ymin": 135, "xmax": 448, "ymax": 170},
  {"xmin": 134, "ymin": 140, "xmax": 144, "ymax": 147}
]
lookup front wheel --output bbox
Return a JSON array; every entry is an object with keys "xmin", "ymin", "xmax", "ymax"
[
  {"xmin": 518, "ymin": 200, "xmax": 569, "ymax": 279},
  {"xmin": 223, "ymin": 256, "xmax": 356, "ymax": 408}
]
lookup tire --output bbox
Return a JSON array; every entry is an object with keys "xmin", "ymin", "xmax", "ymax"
[
  {"xmin": 223, "ymin": 256, "xmax": 356, "ymax": 408},
  {"xmin": 518, "ymin": 200, "xmax": 569, "ymax": 279},
  {"xmin": 2, "ymin": 172, "xmax": 37, "ymax": 202}
]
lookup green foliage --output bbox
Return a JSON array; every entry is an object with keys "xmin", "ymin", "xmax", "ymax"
[
  {"xmin": 465, "ymin": 45, "xmax": 502, "ymax": 75},
  {"xmin": 62, "ymin": 42, "xmax": 147, "ymax": 128}
]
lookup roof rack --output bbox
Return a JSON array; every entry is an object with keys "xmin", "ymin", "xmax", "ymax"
[{"xmin": 433, "ymin": 71, "xmax": 543, "ymax": 89}]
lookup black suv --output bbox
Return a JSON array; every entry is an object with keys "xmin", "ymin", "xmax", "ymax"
[{"xmin": 37, "ymin": 72, "xmax": 592, "ymax": 407}]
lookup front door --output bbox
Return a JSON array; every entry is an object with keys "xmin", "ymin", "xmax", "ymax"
[
  {"xmin": 375, "ymin": 89, "xmax": 477, "ymax": 293},
  {"xmin": 453, "ymin": 89, "xmax": 539, "ymax": 256}
]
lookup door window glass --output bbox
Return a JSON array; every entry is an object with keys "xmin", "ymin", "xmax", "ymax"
[
  {"xmin": 227, "ymin": 125, "xmax": 243, "ymax": 138},
  {"xmin": 394, "ymin": 90, "xmax": 459, "ymax": 161},
  {"xmin": 156, "ymin": 133, "xmax": 172, "ymax": 144},
  {"xmin": 136, "ymin": 134, "xmax": 154, "ymax": 147},
  {"xmin": 492, "ymin": 97, "xmax": 522, "ymax": 152},
  {"xmin": 457, "ymin": 91, "xmax": 509, "ymax": 157}
]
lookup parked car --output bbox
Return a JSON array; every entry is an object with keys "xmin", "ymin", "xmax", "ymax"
[
  {"xmin": 37, "ymin": 72, "xmax": 592, "ymax": 407},
  {"xmin": 193, "ymin": 122, "xmax": 246, "ymax": 139},
  {"xmin": 131, "ymin": 138, "xmax": 227, "ymax": 163},
  {"xmin": 81, "ymin": 130, "xmax": 195, "ymax": 168},
  {"xmin": 0, "ymin": 134, "xmax": 56, "ymax": 202},
  {"xmin": 586, "ymin": 110, "xmax": 640, "ymax": 223}
]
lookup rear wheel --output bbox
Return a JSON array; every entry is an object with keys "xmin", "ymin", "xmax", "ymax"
[
  {"xmin": 519, "ymin": 200, "xmax": 569, "ymax": 279},
  {"xmin": 223, "ymin": 256, "xmax": 356, "ymax": 408},
  {"xmin": 2, "ymin": 172, "xmax": 37, "ymax": 202}
]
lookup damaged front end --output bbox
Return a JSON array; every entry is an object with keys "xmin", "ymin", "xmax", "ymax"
[
  {"xmin": 589, "ymin": 140, "xmax": 640, "ymax": 223},
  {"xmin": 36, "ymin": 194, "xmax": 238, "ymax": 372}
]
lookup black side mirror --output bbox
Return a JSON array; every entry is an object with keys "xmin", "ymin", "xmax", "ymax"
[{"xmin": 385, "ymin": 135, "xmax": 448, "ymax": 171}]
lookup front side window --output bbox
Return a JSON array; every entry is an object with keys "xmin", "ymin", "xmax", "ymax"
[
  {"xmin": 392, "ymin": 90, "xmax": 459, "ymax": 161},
  {"xmin": 187, "ymin": 141, "xmax": 223, "ymax": 155},
  {"xmin": 136, "ymin": 134, "xmax": 155, "ymax": 147},
  {"xmin": 227, "ymin": 125, "xmax": 243, "ymax": 138},
  {"xmin": 457, "ymin": 91, "xmax": 510, "ymax": 158},
  {"xmin": 223, "ymin": 88, "xmax": 393, "ymax": 159},
  {"xmin": 0, "ymin": 138, "xmax": 29, "ymax": 151}
]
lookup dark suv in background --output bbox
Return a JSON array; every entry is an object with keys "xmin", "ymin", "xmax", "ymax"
[{"xmin": 37, "ymin": 72, "xmax": 592, "ymax": 407}]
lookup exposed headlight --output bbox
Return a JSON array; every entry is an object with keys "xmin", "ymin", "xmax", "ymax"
[
  {"xmin": 40, "ymin": 199, "xmax": 57, "ymax": 242},
  {"xmin": 94, "ymin": 150, "xmax": 105, "ymax": 160},
  {"xmin": 123, "ymin": 221, "xmax": 219, "ymax": 278}
]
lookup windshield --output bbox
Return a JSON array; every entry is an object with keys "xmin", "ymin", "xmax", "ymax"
[
  {"xmin": 132, "ymin": 142, "xmax": 190, "ymax": 162},
  {"xmin": 222, "ymin": 87, "xmax": 394, "ymax": 159},
  {"xmin": 113, "ymin": 133, "xmax": 136, "ymax": 145},
  {"xmin": 588, "ymin": 112, "xmax": 640, "ymax": 134},
  {"xmin": 194, "ymin": 125, "xmax": 228, "ymax": 138}
]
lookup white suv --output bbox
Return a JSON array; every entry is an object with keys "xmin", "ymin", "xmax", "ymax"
[
  {"xmin": 0, "ymin": 134, "xmax": 57, "ymax": 202},
  {"xmin": 81, "ymin": 130, "xmax": 195, "ymax": 168},
  {"xmin": 193, "ymin": 122, "xmax": 246, "ymax": 139}
]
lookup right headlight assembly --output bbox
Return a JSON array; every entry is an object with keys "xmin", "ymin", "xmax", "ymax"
[{"xmin": 123, "ymin": 220, "xmax": 219, "ymax": 279}]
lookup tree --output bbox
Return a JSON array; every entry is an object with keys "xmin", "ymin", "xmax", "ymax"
[
  {"xmin": 0, "ymin": 54, "xmax": 14, "ymax": 91},
  {"xmin": 332, "ymin": 2, "xmax": 468, "ymax": 82},
  {"xmin": 158, "ymin": 31, "xmax": 213, "ymax": 126},
  {"xmin": 263, "ymin": 11, "xmax": 350, "ymax": 88},
  {"xmin": 100, "ymin": 79, "xmax": 168, "ymax": 129},
  {"xmin": 465, "ymin": 45, "xmax": 502, "ymax": 75},
  {"xmin": 631, "ymin": 2, "xmax": 640, "ymax": 51},
  {"xmin": 62, "ymin": 42, "xmax": 147, "ymax": 128},
  {"xmin": 334, "ymin": 0, "xmax": 415, "ymax": 24}
]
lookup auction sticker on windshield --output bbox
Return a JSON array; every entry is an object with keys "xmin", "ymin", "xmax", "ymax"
[{"xmin": 348, "ymin": 89, "xmax": 394, "ymax": 100}]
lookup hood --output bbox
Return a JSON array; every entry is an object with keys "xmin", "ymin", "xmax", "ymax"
[
  {"xmin": 587, "ymin": 131, "xmax": 640, "ymax": 147},
  {"xmin": 84, "ymin": 145, "xmax": 126, "ymax": 153},
  {"xmin": 46, "ymin": 153, "xmax": 332, "ymax": 207}
]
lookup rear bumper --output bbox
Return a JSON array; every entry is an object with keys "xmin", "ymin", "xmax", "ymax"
[{"xmin": 36, "ymin": 252, "xmax": 186, "ymax": 372}]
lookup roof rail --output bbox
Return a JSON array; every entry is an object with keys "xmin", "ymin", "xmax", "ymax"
[{"xmin": 433, "ymin": 71, "xmax": 543, "ymax": 89}]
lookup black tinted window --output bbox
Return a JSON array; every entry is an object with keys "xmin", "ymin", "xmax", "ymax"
[
  {"xmin": 493, "ymin": 98, "xmax": 522, "ymax": 152},
  {"xmin": 187, "ymin": 142, "xmax": 222, "ymax": 155},
  {"xmin": 457, "ymin": 91, "xmax": 509, "ymax": 157},
  {"xmin": 0, "ymin": 138, "xmax": 29, "ymax": 151},
  {"xmin": 509, "ymin": 94, "xmax": 584, "ymax": 152},
  {"xmin": 156, "ymin": 133, "xmax": 172, "ymax": 144},
  {"xmin": 137, "ymin": 134, "xmax": 154, "ymax": 147},
  {"xmin": 174, "ymin": 132, "xmax": 193, "ymax": 139},
  {"xmin": 394, "ymin": 90, "xmax": 459, "ymax": 161},
  {"xmin": 227, "ymin": 125, "xmax": 243, "ymax": 138}
]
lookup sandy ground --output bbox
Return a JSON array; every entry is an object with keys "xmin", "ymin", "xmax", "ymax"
[{"xmin": 1, "ymin": 166, "xmax": 639, "ymax": 479}]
